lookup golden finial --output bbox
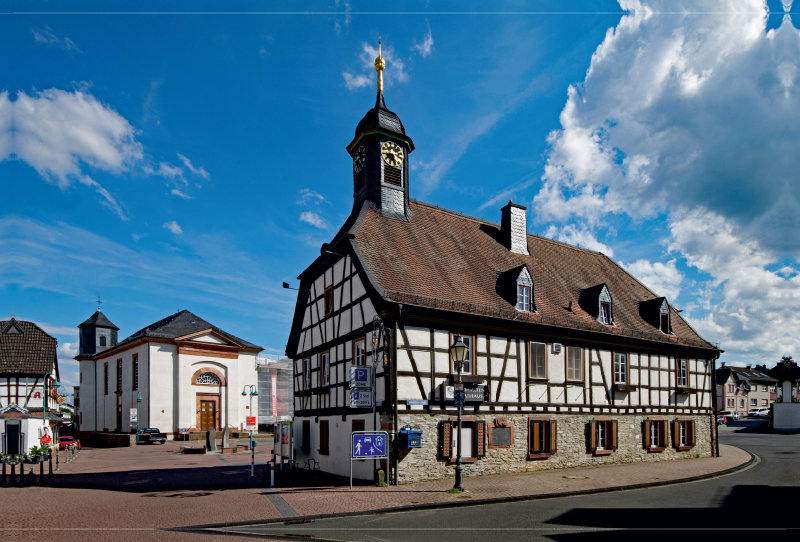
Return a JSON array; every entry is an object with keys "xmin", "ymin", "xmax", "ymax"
[{"xmin": 374, "ymin": 38, "xmax": 385, "ymax": 94}]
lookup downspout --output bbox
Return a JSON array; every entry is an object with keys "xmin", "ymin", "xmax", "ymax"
[
  {"xmin": 147, "ymin": 344, "xmax": 151, "ymax": 432},
  {"xmin": 94, "ymin": 359, "xmax": 98, "ymax": 432},
  {"xmin": 709, "ymin": 352, "xmax": 721, "ymax": 458},
  {"xmin": 393, "ymin": 303, "xmax": 402, "ymax": 485}
]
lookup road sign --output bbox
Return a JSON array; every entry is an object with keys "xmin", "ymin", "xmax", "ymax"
[
  {"xmin": 349, "ymin": 366, "xmax": 373, "ymax": 389},
  {"xmin": 130, "ymin": 408, "xmax": 138, "ymax": 424},
  {"xmin": 350, "ymin": 389, "xmax": 374, "ymax": 408},
  {"xmin": 454, "ymin": 383, "xmax": 465, "ymax": 392},
  {"xmin": 406, "ymin": 400, "xmax": 428, "ymax": 405},
  {"xmin": 245, "ymin": 416, "xmax": 257, "ymax": 431},
  {"xmin": 351, "ymin": 432, "xmax": 388, "ymax": 458},
  {"xmin": 454, "ymin": 391, "xmax": 466, "ymax": 408}
]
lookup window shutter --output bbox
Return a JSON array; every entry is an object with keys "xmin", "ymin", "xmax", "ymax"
[
  {"xmin": 439, "ymin": 421, "xmax": 452, "ymax": 460},
  {"xmin": 531, "ymin": 421, "xmax": 541, "ymax": 453},
  {"xmin": 644, "ymin": 420, "xmax": 651, "ymax": 448},
  {"xmin": 610, "ymin": 420, "xmax": 618, "ymax": 451},
  {"xmin": 589, "ymin": 420, "xmax": 597, "ymax": 452},
  {"xmin": 549, "ymin": 420, "xmax": 557, "ymax": 453},
  {"xmin": 673, "ymin": 420, "xmax": 680, "ymax": 449},
  {"xmin": 690, "ymin": 420, "xmax": 696, "ymax": 447},
  {"xmin": 475, "ymin": 420, "xmax": 486, "ymax": 458}
]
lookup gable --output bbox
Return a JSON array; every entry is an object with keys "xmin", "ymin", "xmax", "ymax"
[
  {"xmin": 598, "ymin": 285, "xmax": 612, "ymax": 303},
  {"xmin": 516, "ymin": 266, "xmax": 533, "ymax": 288},
  {"xmin": 191, "ymin": 334, "xmax": 230, "ymax": 345},
  {"xmin": 0, "ymin": 403, "xmax": 29, "ymax": 415}
]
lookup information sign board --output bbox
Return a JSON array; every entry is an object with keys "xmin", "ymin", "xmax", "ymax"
[
  {"xmin": 444, "ymin": 385, "xmax": 486, "ymax": 402},
  {"xmin": 351, "ymin": 432, "xmax": 387, "ymax": 458},
  {"xmin": 349, "ymin": 366, "xmax": 373, "ymax": 389},
  {"xmin": 350, "ymin": 389, "xmax": 374, "ymax": 408},
  {"xmin": 271, "ymin": 375, "xmax": 278, "ymax": 417},
  {"xmin": 130, "ymin": 408, "xmax": 138, "ymax": 424},
  {"xmin": 245, "ymin": 416, "xmax": 257, "ymax": 431}
]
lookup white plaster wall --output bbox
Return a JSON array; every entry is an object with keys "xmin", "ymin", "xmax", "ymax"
[{"xmin": 149, "ymin": 343, "xmax": 176, "ymax": 432}]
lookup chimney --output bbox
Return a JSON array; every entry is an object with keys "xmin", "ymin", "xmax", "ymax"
[
  {"xmin": 501, "ymin": 200, "xmax": 529, "ymax": 255},
  {"xmin": 721, "ymin": 363, "xmax": 726, "ymax": 367},
  {"xmin": 746, "ymin": 364, "xmax": 752, "ymax": 369}
]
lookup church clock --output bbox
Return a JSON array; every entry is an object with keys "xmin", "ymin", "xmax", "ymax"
[
  {"xmin": 353, "ymin": 146, "xmax": 366, "ymax": 173},
  {"xmin": 381, "ymin": 141, "xmax": 404, "ymax": 167}
]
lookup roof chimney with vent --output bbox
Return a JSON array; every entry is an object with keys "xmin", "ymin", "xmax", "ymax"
[{"xmin": 501, "ymin": 201, "xmax": 529, "ymax": 255}]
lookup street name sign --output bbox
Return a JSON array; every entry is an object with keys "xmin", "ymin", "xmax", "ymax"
[
  {"xmin": 349, "ymin": 366, "xmax": 373, "ymax": 389},
  {"xmin": 350, "ymin": 389, "xmax": 374, "ymax": 408}
]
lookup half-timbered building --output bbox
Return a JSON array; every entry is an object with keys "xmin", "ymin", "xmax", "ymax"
[{"xmin": 285, "ymin": 49, "xmax": 722, "ymax": 484}]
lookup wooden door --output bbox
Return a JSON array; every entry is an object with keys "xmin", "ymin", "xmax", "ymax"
[{"xmin": 199, "ymin": 400, "xmax": 215, "ymax": 431}]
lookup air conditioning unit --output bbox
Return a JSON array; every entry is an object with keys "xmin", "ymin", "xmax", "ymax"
[{"xmin": 552, "ymin": 343, "xmax": 562, "ymax": 354}]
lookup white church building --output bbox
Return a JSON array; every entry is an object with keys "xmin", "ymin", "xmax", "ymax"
[{"xmin": 75, "ymin": 309, "xmax": 263, "ymax": 437}]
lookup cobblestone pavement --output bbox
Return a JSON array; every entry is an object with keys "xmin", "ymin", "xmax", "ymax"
[{"xmin": 0, "ymin": 440, "xmax": 750, "ymax": 541}]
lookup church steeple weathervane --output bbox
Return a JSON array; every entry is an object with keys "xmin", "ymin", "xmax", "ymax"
[{"xmin": 375, "ymin": 38, "xmax": 385, "ymax": 94}]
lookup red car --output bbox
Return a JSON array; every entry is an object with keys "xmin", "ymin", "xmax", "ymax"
[{"xmin": 58, "ymin": 436, "xmax": 81, "ymax": 450}]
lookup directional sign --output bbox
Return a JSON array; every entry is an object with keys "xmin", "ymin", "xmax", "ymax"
[
  {"xmin": 352, "ymin": 432, "xmax": 387, "ymax": 458},
  {"xmin": 349, "ymin": 366, "xmax": 373, "ymax": 389},
  {"xmin": 350, "ymin": 389, "xmax": 374, "ymax": 408}
]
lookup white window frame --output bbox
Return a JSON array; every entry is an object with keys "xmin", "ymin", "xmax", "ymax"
[
  {"xmin": 597, "ymin": 421, "xmax": 608, "ymax": 450},
  {"xmin": 679, "ymin": 421, "xmax": 687, "ymax": 446},
  {"xmin": 650, "ymin": 421, "xmax": 662, "ymax": 448},
  {"xmin": 599, "ymin": 302, "xmax": 611, "ymax": 325},
  {"xmin": 762, "ymin": 385, "xmax": 768, "ymax": 392},
  {"xmin": 614, "ymin": 352, "xmax": 628, "ymax": 384},
  {"xmin": 762, "ymin": 399, "xmax": 768, "ymax": 406},
  {"xmin": 320, "ymin": 352, "xmax": 330, "ymax": 386},
  {"xmin": 449, "ymin": 333, "xmax": 475, "ymax": 375},
  {"xmin": 517, "ymin": 285, "xmax": 531, "ymax": 312},
  {"xmin": 677, "ymin": 359, "xmax": 688, "ymax": 387},
  {"xmin": 354, "ymin": 339, "xmax": 366, "ymax": 366},
  {"xmin": 750, "ymin": 398, "xmax": 757, "ymax": 406},
  {"xmin": 303, "ymin": 358, "xmax": 311, "ymax": 389},
  {"xmin": 566, "ymin": 346, "xmax": 583, "ymax": 381},
  {"xmin": 529, "ymin": 342, "xmax": 547, "ymax": 380}
]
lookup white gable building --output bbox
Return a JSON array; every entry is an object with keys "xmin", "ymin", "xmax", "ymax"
[{"xmin": 75, "ymin": 309, "xmax": 263, "ymax": 437}]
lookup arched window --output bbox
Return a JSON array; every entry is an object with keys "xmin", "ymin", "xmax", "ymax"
[{"xmin": 196, "ymin": 372, "xmax": 221, "ymax": 385}]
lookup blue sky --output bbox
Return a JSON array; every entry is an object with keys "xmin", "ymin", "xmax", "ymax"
[{"xmin": 2, "ymin": 0, "xmax": 799, "ymax": 396}]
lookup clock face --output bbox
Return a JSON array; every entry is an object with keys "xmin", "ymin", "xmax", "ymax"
[
  {"xmin": 381, "ymin": 141, "xmax": 404, "ymax": 167},
  {"xmin": 353, "ymin": 146, "xmax": 366, "ymax": 173}
]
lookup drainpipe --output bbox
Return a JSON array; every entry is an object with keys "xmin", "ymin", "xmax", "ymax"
[
  {"xmin": 393, "ymin": 304, "xmax": 402, "ymax": 485},
  {"xmin": 94, "ymin": 360, "xmax": 98, "ymax": 432},
  {"xmin": 710, "ymin": 353, "xmax": 721, "ymax": 457}
]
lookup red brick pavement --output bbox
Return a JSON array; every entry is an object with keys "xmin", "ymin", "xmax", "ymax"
[{"xmin": 1, "ymin": 441, "xmax": 750, "ymax": 541}]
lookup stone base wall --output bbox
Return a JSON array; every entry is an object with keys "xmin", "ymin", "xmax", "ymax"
[{"xmin": 396, "ymin": 412, "xmax": 712, "ymax": 484}]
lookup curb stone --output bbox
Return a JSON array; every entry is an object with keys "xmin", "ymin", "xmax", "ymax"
[{"xmin": 174, "ymin": 446, "xmax": 756, "ymax": 533}]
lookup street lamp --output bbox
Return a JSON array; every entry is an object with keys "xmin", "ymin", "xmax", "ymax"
[
  {"xmin": 242, "ymin": 385, "xmax": 259, "ymax": 476},
  {"xmin": 42, "ymin": 372, "xmax": 60, "ymax": 448},
  {"xmin": 449, "ymin": 335, "xmax": 468, "ymax": 492},
  {"xmin": 136, "ymin": 393, "xmax": 142, "ymax": 444}
]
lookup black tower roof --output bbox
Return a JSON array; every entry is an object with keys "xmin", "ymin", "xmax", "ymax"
[
  {"xmin": 78, "ymin": 309, "xmax": 119, "ymax": 330},
  {"xmin": 355, "ymin": 93, "xmax": 406, "ymax": 137}
]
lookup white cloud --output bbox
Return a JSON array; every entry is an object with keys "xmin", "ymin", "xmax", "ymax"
[
  {"xmin": 622, "ymin": 258, "xmax": 684, "ymax": 300},
  {"xmin": 177, "ymin": 153, "xmax": 210, "ymax": 179},
  {"xmin": 57, "ymin": 342, "xmax": 78, "ymax": 359},
  {"xmin": 3, "ymin": 88, "xmax": 143, "ymax": 219},
  {"xmin": 544, "ymin": 224, "xmax": 615, "ymax": 257},
  {"xmin": 343, "ymin": 72, "xmax": 371, "ymax": 91},
  {"xmin": 163, "ymin": 221, "xmax": 183, "ymax": 235},
  {"xmin": 333, "ymin": 0, "xmax": 352, "ymax": 36},
  {"xmin": 296, "ymin": 188, "xmax": 326, "ymax": 205},
  {"xmin": 299, "ymin": 211, "xmax": 329, "ymax": 230},
  {"xmin": 31, "ymin": 25, "xmax": 82, "ymax": 53},
  {"xmin": 413, "ymin": 21, "xmax": 434, "ymax": 58}
]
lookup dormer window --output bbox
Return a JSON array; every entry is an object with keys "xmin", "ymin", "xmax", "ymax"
[
  {"xmin": 660, "ymin": 313, "xmax": 669, "ymax": 333},
  {"xmin": 517, "ymin": 285, "xmax": 531, "ymax": 312},
  {"xmin": 638, "ymin": 296, "xmax": 671, "ymax": 334},
  {"xmin": 659, "ymin": 301, "xmax": 672, "ymax": 334},
  {"xmin": 599, "ymin": 302, "xmax": 611, "ymax": 325}
]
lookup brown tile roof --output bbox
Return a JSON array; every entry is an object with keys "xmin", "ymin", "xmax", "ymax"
[
  {"xmin": 353, "ymin": 201, "xmax": 717, "ymax": 351},
  {"xmin": 0, "ymin": 319, "xmax": 58, "ymax": 375}
]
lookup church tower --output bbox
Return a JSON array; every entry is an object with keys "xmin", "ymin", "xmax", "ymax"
[
  {"xmin": 346, "ymin": 41, "xmax": 415, "ymax": 221},
  {"xmin": 77, "ymin": 306, "xmax": 119, "ymax": 358}
]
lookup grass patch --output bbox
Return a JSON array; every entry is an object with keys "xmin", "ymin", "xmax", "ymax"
[{"xmin": 446, "ymin": 488, "xmax": 464, "ymax": 494}]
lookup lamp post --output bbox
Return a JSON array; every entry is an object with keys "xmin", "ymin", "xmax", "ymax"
[
  {"xmin": 136, "ymin": 393, "xmax": 142, "ymax": 445},
  {"xmin": 242, "ymin": 385, "xmax": 258, "ymax": 476},
  {"xmin": 449, "ymin": 335, "xmax": 468, "ymax": 492}
]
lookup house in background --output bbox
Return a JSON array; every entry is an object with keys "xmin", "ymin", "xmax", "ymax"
[
  {"xmin": 716, "ymin": 364, "xmax": 778, "ymax": 415},
  {"xmin": 0, "ymin": 318, "xmax": 63, "ymax": 455},
  {"xmin": 284, "ymin": 49, "xmax": 722, "ymax": 484},
  {"xmin": 76, "ymin": 309, "xmax": 263, "ymax": 437}
]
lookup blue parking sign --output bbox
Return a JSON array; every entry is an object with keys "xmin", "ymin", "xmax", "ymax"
[{"xmin": 352, "ymin": 432, "xmax": 387, "ymax": 458}]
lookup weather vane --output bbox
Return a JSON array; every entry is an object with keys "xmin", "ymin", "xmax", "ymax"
[
  {"xmin": 375, "ymin": 37, "xmax": 385, "ymax": 94},
  {"xmin": 96, "ymin": 296, "xmax": 103, "ymax": 310}
]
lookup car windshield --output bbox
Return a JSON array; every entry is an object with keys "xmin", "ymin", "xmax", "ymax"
[{"xmin": 59, "ymin": 437, "xmax": 72, "ymax": 441}]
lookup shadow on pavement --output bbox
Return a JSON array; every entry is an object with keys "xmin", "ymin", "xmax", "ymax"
[{"xmin": 544, "ymin": 485, "xmax": 799, "ymax": 539}]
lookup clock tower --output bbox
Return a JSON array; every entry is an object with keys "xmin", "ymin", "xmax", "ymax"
[{"xmin": 346, "ymin": 41, "xmax": 414, "ymax": 221}]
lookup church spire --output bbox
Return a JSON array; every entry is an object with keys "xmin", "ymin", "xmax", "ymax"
[{"xmin": 374, "ymin": 38, "xmax": 385, "ymax": 94}]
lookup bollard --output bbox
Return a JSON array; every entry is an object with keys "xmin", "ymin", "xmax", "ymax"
[
  {"xmin": 20, "ymin": 462, "xmax": 25, "ymax": 484},
  {"xmin": 10, "ymin": 463, "xmax": 16, "ymax": 485},
  {"xmin": 39, "ymin": 460, "xmax": 44, "ymax": 484},
  {"xmin": 49, "ymin": 453, "xmax": 53, "ymax": 475},
  {"xmin": 1, "ymin": 462, "xmax": 5, "ymax": 485},
  {"xmin": 55, "ymin": 447, "xmax": 59, "ymax": 471},
  {"xmin": 270, "ymin": 461, "xmax": 275, "ymax": 487}
]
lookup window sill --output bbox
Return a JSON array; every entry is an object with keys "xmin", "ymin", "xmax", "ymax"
[
  {"xmin": 676, "ymin": 446, "xmax": 693, "ymax": 452},
  {"xmin": 676, "ymin": 386, "xmax": 696, "ymax": 394},
  {"xmin": 593, "ymin": 449, "xmax": 614, "ymax": 456},
  {"xmin": 565, "ymin": 380, "xmax": 585, "ymax": 385},
  {"xmin": 647, "ymin": 446, "xmax": 665, "ymax": 453},
  {"xmin": 527, "ymin": 378, "xmax": 549, "ymax": 383},
  {"xmin": 318, "ymin": 449, "xmax": 329, "ymax": 455},
  {"xmin": 614, "ymin": 384, "xmax": 637, "ymax": 392},
  {"xmin": 447, "ymin": 457, "xmax": 478, "ymax": 464},
  {"xmin": 527, "ymin": 453, "xmax": 552, "ymax": 460}
]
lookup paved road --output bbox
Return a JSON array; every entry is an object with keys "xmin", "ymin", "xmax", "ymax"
[{"xmin": 208, "ymin": 421, "xmax": 800, "ymax": 539}]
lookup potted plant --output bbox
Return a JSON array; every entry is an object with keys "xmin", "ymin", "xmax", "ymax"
[
  {"xmin": 40, "ymin": 444, "xmax": 51, "ymax": 461},
  {"xmin": 27, "ymin": 446, "xmax": 42, "ymax": 464}
]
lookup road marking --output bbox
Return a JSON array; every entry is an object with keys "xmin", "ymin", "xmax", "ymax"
[{"xmin": 258, "ymin": 487, "xmax": 299, "ymax": 517}]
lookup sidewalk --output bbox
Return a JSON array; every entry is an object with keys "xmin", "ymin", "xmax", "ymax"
[{"xmin": 264, "ymin": 444, "xmax": 752, "ymax": 520}]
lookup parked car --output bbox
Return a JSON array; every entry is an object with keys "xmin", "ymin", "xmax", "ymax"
[
  {"xmin": 138, "ymin": 428, "xmax": 167, "ymax": 444},
  {"xmin": 58, "ymin": 436, "xmax": 81, "ymax": 450},
  {"xmin": 720, "ymin": 410, "xmax": 740, "ymax": 421},
  {"xmin": 717, "ymin": 415, "xmax": 727, "ymax": 425},
  {"xmin": 748, "ymin": 408, "xmax": 769, "ymax": 417},
  {"xmin": 756, "ymin": 407, "xmax": 770, "ymax": 417}
]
